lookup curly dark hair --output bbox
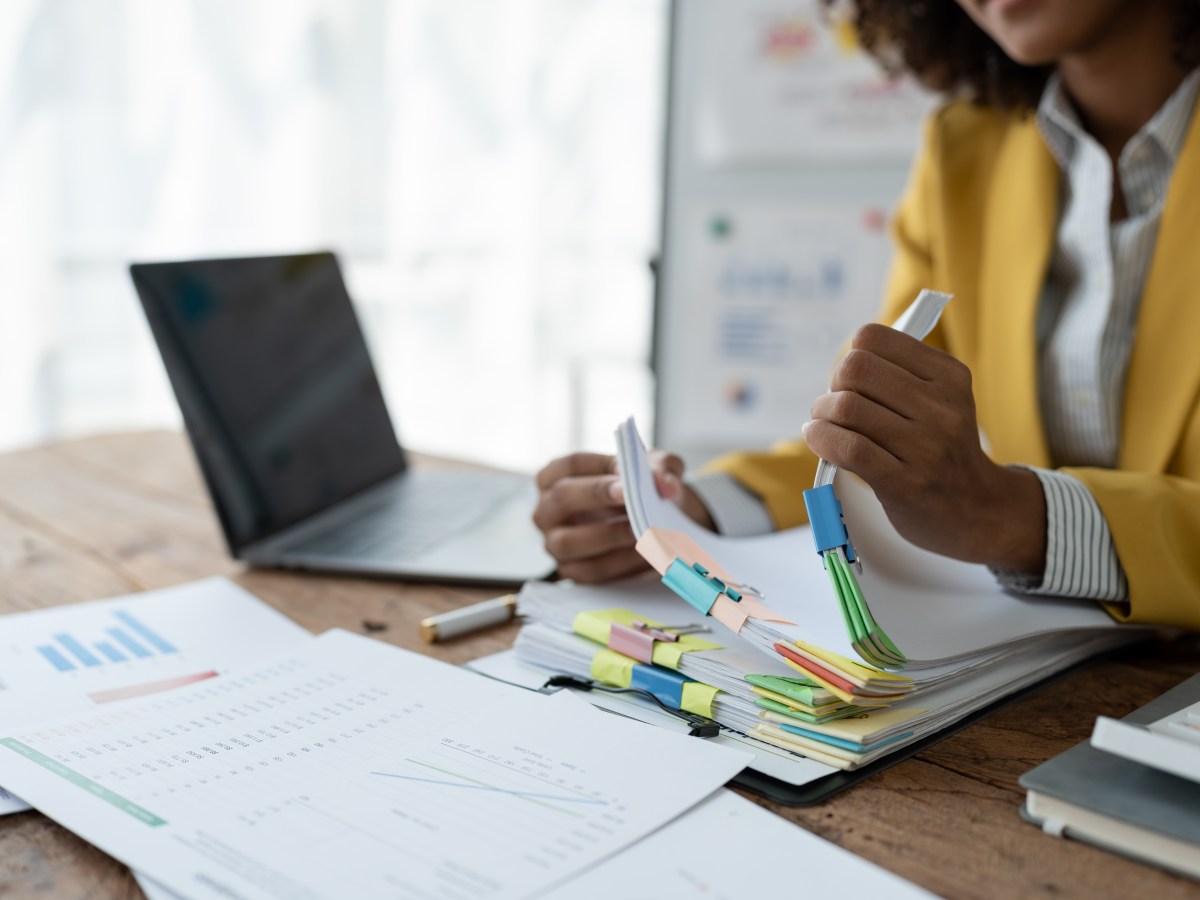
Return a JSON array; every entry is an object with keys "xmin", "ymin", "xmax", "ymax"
[{"xmin": 823, "ymin": 1, "xmax": 1200, "ymax": 110}]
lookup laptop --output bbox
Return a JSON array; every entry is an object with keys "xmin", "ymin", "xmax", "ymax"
[{"xmin": 131, "ymin": 251, "xmax": 555, "ymax": 586}]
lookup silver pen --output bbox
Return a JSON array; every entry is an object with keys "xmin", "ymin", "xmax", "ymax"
[{"xmin": 419, "ymin": 594, "xmax": 517, "ymax": 643}]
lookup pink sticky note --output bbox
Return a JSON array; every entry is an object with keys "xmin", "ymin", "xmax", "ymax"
[
  {"xmin": 710, "ymin": 595, "xmax": 750, "ymax": 634},
  {"xmin": 636, "ymin": 528, "xmax": 738, "ymax": 583}
]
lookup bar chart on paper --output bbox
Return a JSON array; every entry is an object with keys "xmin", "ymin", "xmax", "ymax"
[
  {"xmin": 0, "ymin": 578, "xmax": 310, "ymax": 725},
  {"xmin": 35, "ymin": 609, "xmax": 178, "ymax": 673},
  {"xmin": 0, "ymin": 578, "xmax": 310, "ymax": 817}
]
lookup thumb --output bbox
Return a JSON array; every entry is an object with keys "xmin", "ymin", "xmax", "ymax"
[{"xmin": 649, "ymin": 450, "xmax": 685, "ymax": 501}]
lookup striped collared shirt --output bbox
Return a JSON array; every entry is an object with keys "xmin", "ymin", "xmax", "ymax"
[{"xmin": 1007, "ymin": 68, "xmax": 1199, "ymax": 600}]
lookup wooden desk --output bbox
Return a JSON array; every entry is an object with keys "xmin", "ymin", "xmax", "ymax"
[{"xmin": 1, "ymin": 432, "xmax": 1197, "ymax": 899}]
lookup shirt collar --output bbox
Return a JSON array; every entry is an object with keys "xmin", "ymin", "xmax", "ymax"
[{"xmin": 1036, "ymin": 67, "xmax": 1200, "ymax": 172}]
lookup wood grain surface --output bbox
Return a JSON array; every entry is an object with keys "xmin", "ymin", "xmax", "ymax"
[{"xmin": 0, "ymin": 432, "xmax": 1197, "ymax": 899}]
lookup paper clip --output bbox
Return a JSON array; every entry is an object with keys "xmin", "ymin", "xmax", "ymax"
[
  {"xmin": 802, "ymin": 483, "xmax": 861, "ymax": 574},
  {"xmin": 630, "ymin": 621, "xmax": 710, "ymax": 643},
  {"xmin": 608, "ymin": 620, "xmax": 711, "ymax": 662},
  {"xmin": 662, "ymin": 560, "xmax": 742, "ymax": 617},
  {"xmin": 801, "ymin": 484, "xmax": 908, "ymax": 667}
]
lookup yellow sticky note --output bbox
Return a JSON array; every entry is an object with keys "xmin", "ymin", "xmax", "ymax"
[
  {"xmin": 680, "ymin": 682, "xmax": 718, "ymax": 718},
  {"xmin": 590, "ymin": 649, "xmax": 633, "ymax": 688},
  {"xmin": 792, "ymin": 639, "xmax": 912, "ymax": 684}
]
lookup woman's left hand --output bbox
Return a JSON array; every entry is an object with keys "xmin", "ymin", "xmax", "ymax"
[{"xmin": 802, "ymin": 323, "xmax": 1047, "ymax": 575}]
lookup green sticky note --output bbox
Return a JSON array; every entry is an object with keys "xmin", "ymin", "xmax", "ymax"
[
  {"xmin": 590, "ymin": 648, "xmax": 634, "ymax": 688},
  {"xmin": 745, "ymin": 673, "xmax": 819, "ymax": 703},
  {"xmin": 837, "ymin": 559, "xmax": 906, "ymax": 664}
]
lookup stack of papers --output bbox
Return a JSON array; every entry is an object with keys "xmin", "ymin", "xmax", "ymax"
[
  {"xmin": 1, "ymin": 577, "xmax": 938, "ymax": 898},
  {"xmin": 511, "ymin": 419, "xmax": 1152, "ymax": 775}
]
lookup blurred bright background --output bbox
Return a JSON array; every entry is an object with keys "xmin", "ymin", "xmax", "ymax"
[{"xmin": 0, "ymin": 0, "xmax": 665, "ymax": 472}]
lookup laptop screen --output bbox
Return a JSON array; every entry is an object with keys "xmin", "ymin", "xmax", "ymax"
[{"xmin": 132, "ymin": 252, "xmax": 406, "ymax": 551}]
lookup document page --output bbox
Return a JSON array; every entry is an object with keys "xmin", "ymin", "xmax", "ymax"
[
  {"xmin": 545, "ymin": 789, "xmax": 934, "ymax": 898},
  {"xmin": 0, "ymin": 577, "xmax": 312, "ymax": 814},
  {"xmin": 0, "ymin": 630, "xmax": 749, "ymax": 900}
]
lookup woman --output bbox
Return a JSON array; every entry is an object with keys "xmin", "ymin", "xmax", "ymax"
[{"xmin": 532, "ymin": 0, "xmax": 1200, "ymax": 631}]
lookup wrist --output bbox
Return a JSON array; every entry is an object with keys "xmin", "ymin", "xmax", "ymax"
[
  {"xmin": 977, "ymin": 465, "xmax": 1047, "ymax": 574},
  {"xmin": 679, "ymin": 486, "xmax": 717, "ymax": 531}
]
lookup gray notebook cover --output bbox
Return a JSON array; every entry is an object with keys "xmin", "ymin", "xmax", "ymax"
[{"xmin": 1019, "ymin": 672, "xmax": 1200, "ymax": 844}]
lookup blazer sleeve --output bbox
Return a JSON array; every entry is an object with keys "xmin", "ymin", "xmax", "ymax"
[
  {"xmin": 1066, "ymin": 467, "xmax": 1200, "ymax": 631},
  {"xmin": 700, "ymin": 114, "xmax": 946, "ymax": 530}
]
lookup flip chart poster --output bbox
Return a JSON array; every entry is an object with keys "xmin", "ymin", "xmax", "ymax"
[
  {"xmin": 673, "ymin": 204, "xmax": 890, "ymax": 445},
  {"xmin": 696, "ymin": 0, "xmax": 932, "ymax": 164}
]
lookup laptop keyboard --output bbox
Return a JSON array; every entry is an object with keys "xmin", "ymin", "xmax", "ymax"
[{"xmin": 285, "ymin": 472, "xmax": 525, "ymax": 561}]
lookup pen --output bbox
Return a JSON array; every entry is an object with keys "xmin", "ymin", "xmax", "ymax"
[{"xmin": 420, "ymin": 594, "xmax": 518, "ymax": 643}]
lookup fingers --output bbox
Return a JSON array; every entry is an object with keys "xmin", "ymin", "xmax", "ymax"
[
  {"xmin": 814, "ymin": 325, "xmax": 977, "ymax": 475},
  {"xmin": 810, "ymin": 390, "xmax": 915, "ymax": 464},
  {"xmin": 649, "ymin": 450, "xmax": 686, "ymax": 501},
  {"xmin": 538, "ymin": 503, "xmax": 649, "ymax": 583},
  {"xmin": 557, "ymin": 546, "xmax": 649, "ymax": 584},
  {"xmin": 532, "ymin": 473, "xmax": 622, "ymax": 532},
  {"xmin": 830, "ymin": 347, "xmax": 928, "ymax": 420},
  {"xmin": 801, "ymin": 418, "xmax": 903, "ymax": 484},
  {"xmin": 543, "ymin": 517, "xmax": 639, "ymax": 567},
  {"xmin": 535, "ymin": 452, "xmax": 617, "ymax": 491},
  {"xmin": 533, "ymin": 453, "xmax": 622, "ymax": 533},
  {"xmin": 543, "ymin": 516, "xmax": 634, "ymax": 562},
  {"xmin": 649, "ymin": 450, "xmax": 685, "ymax": 479},
  {"xmin": 533, "ymin": 449, "xmax": 684, "ymax": 584},
  {"xmin": 849, "ymin": 323, "xmax": 965, "ymax": 384}
]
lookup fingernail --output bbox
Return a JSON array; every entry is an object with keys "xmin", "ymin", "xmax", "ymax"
[
  {"xmin": 801, "ymin": 421, "xmax": 811, "ymax": 436},
  {"xmin": 608, "ymin": 479, "xmax": 623, "ymax": 502}
]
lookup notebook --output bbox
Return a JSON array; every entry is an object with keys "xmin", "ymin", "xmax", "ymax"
[
  {"xmin": 131, "ymin": 252, "xmax": 554, "ymax": 586},
  {"xmin": 1020, "ymin": 673, "xmax": 1200, "ymax": 880}
]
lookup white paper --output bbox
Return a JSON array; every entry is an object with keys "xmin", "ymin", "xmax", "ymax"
[
  {"xmin": 617, "ymin": 418, "xmax": 1134, "ymax": 667},
  {"xmin": 544, "ymin": 789, "xmax": 935, "ymax": 899},
  {"xmin": 0, "ymin": 630, "xmax": 750, "ymax": 900},
  {"xmin": 0, "ymin": 785, "xmax": 26, "ymax": 814},
  {"xmin": 0, "ymin": 577, "xmax": 312, "ymax": 814},
  {"xmin": 136, "ymin": 730, "xmax": 935, "ymax": 900}
]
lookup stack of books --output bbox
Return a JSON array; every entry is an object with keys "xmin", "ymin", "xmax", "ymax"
[
  {"xmin": 1020, "ymin": 674, "xmax": 1200, "ymax": 879},
  {"xmin": 512, "ymin": 419, "xmax": 1155, "ymax": 781}
]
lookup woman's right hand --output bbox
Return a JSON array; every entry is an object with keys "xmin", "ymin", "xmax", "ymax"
[{"xmin": 532, "ymin": 450, "xmax": 715, "ymax": 583}]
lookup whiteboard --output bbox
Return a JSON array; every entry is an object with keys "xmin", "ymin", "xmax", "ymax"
[{"xmin": 653, "ymin": 0, "xmax": 933, "ymax": 467}]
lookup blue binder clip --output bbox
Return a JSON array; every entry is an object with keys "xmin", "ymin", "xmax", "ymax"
[
  {"xmin": 662, "ymin": 560, "xmax": 742, "ymax": 617},
  {"xmin": 802, "ymin": 484, "xmax": 860, "ymax": 572}
]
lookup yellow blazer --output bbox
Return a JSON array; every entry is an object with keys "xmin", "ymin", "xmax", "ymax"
[{"xmin": 705, "ymin": 100, "xmax": 1200, "ymax": 631}]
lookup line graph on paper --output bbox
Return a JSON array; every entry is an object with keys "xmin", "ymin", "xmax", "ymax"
[
  {"xmin": 369, "ymin": 748, "xmax": 614, "ymax": 816},
  {"xmin": 340, "ymin": 737, "xmax": 633, "ymax": 878},
  {"xmin": 209, "ymin": 732, "xmax": 639, "ymax": 896}
]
